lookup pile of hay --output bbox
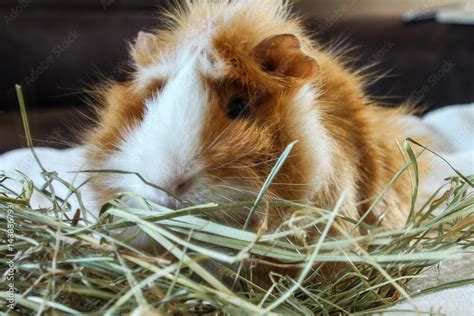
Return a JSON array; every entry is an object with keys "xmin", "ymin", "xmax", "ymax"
[{"xmin": 1, "ymin": 163, "xmax": 473, "ymax": 314}]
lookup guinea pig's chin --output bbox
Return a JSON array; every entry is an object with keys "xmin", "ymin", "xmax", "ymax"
[
  {"xmin": 153, "ymin": 195, "xmax": 183, "ymax": 210},
  {"xmin": 121, "ymin": 191, "xmax": 183, "ymax": 211}
]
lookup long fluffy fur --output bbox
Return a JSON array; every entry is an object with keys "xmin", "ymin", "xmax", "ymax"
[{"xmin": 84, "ymin": 0, "xmax": 428, "ymax": 284}]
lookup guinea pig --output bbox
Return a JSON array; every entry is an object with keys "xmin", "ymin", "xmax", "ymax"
[{"xmin": 84, "ymin": 0, "xmax": 426, "ymax": 276}]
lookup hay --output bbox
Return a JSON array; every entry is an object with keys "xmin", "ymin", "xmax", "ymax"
[
  {"xmin": 0, "ymin": 86, "xmax": 473, "ymax": 315},
  {"xmin": 1, "ymin": 159, "xmax": 473, "ymax": 315}
]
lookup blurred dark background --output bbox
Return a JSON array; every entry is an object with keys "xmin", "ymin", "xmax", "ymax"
[{"xmin": 1, "ymin": 0, "xmax": 473, "ymax": 153}]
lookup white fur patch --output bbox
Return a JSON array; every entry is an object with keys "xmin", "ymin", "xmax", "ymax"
[
  {"xmin": 106, "ymin": 52, "xmax": 209, "ymax": 204},
  {"xmin": 290, "ymin": 84, "xmax": 334, "ymax": 192}
]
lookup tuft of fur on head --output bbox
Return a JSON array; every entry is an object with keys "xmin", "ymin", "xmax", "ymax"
[{"xmin": 84, "ymin": 0, "xmax": 427, "ymax": 246}]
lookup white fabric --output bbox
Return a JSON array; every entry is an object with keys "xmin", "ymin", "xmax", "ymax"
[
  {"xmin": 384, "ymin": 285, "xmax": 474, "ymax": 315},
  {"xmin": 384, "ymin": 104, "xmax": 474, "ymax": 315},
  {"xmin": 0, "ymin": 147, "xmax": 97, "ymax": 218},
  {"xmin": 1, "ymin": 103, "xmax": 473, "ymax": 314}
]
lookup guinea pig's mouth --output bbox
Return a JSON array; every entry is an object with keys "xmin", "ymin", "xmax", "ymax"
[
  {"xmin": 132, "ymin": 186, "xmax": 186, "ymax": 211},
  {"xmin": 153, "ymin": 195, "xmax": 183, "ymax": 210}
]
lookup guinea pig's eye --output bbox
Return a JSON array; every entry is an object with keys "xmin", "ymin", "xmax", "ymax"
[{"xmin": 227, "ymin": 96, "xmax": 250, "ymax": 119}]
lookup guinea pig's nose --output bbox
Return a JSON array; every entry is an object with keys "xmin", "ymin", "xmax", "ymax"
[{"xmin": 173, "ymin": 177, "xmax": 193, "ymax": 196}]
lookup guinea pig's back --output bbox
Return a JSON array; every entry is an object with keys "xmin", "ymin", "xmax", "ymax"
[{"xmin": 314, "ymin": 51, "xmax": 431, "ymax": 230}]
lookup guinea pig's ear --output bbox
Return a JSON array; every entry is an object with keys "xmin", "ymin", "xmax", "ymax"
[
  {"xmin": 131, "ymin": 31, "xmax": 157, "ymax": 67},
  {"xmin": 255, "ymin": 34, "xmax": 318, "ymax": 79}
]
